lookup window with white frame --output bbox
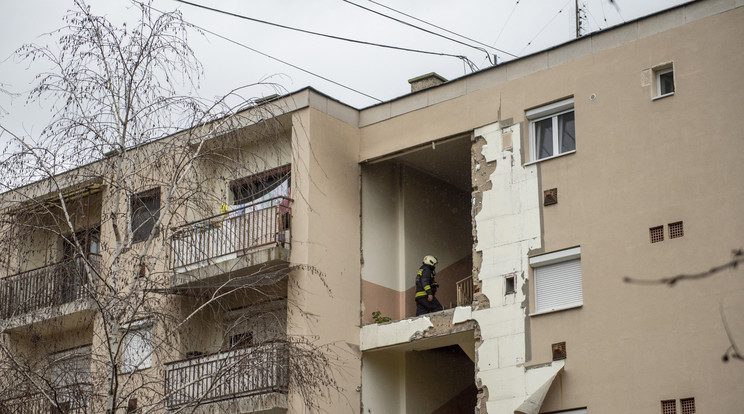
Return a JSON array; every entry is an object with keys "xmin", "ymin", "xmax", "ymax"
[
  {"xmin": 654, "ymin": 65, "xmax": 675, "ymax": 98},
  {"xmin": 530, "ymin": 247, "xmax": 582, "ymax": 314},
  {"xmin": 121, "ymin": 320, "xmax": 153, "ymax": 373},
  {"xmin": 527, "ymin": 98, "xmax": 575, "ymax": 162}
]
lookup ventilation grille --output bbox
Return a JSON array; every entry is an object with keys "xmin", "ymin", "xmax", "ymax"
[
  {"xmin": 650, "ymin": 226, "xmax": 665, "ymax": 243},
  {"xmin": 552, "ymin": 342, "xmax": 567, "ymax": 360},
  {"xmin": 680, "ymin": 398, "xmax": 695, "ymax": 414},
  {"xmin": 544, "ymin": 188, "xmax": 558, "ymax": 206},
  {"xmin": 661, "ymin": 400, "xmax": 677, "ymax": 414},
  {"xmin": 669, "ymin": 221, "xmax": 684, "ymax": 239}
]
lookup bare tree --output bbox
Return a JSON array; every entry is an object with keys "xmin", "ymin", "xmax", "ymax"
[
  {"xmin": 624, "ymin": 249, "xmax": 743, "ymax": 364},
  {"xmin": 0, "ymin": 1, "xmax": 337, "ymax": 412}
]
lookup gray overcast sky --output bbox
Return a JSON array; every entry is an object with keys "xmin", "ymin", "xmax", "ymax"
[{"xmin": 0, "ymin": 0, "xmax": 688, "ymax": 138}]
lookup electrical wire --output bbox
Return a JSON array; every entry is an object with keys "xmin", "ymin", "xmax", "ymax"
[
  {"xmin": 519, "ymin": 0, "xmax": 572, "ymax": 55},
  {"xmin": 340, "ymin": 0, "xmax": 495, "ymax": 65},
  {"xmin": 583, "ymin": 1, "xmax": 605, "ymax": 32},
  {"xmin": 362, "ymin": 0, "xmax": 518, "ymax": 59},
  {"xmin": 493, "ymin": 0, "xmax": 520, "ymax": 48},
  {"xmin": 174, "ymin": 0, "xmax": 477, "ymax": 67},
  {"xmin": 143, "ymin": 2, "xmax": 384, "ymax": 103}
]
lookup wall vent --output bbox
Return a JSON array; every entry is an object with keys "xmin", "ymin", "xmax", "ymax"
[
  {"xmin": 680, "ymin": 398, "xmax": 695, "ymax": 414},
  {"xmin": 669, "ymin": 221, "xmax": 684, "ymax": 239},
  {"xmin": 552, "ymin": 342, "xmax": 566, "ymax": 360},
  {"xmin": 544, "ymin": 188, "xmax": 558, "ymax": 206},
  {"xmin": 650, "ymin": 226, "xmax": 664, "ymax": 243},
  {"xmin": 661, "ymin": 400, "xmax": 677, "ymax": 414}
]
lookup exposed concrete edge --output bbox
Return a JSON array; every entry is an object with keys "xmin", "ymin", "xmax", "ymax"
[{"xmin": 360, "ymin": 316, "xmax": 434, "ymax": 351}]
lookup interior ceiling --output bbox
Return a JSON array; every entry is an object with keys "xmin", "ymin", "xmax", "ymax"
[{"xmin": 395, "ymin": 136, "xmax": 472, "ymax": 191}]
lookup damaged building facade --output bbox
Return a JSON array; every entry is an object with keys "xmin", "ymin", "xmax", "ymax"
[{"xmin": 0, "ymin": 0, "xmax": 742, "ymax": 413}]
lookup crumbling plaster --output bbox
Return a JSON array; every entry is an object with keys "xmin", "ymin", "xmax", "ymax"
[{"xmin": 470, "ymin": 121, "xmax": 563, "ymax": 413}]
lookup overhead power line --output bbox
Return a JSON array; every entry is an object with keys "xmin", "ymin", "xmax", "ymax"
[
  {"xmin": 340, "ymin": 0, "xmax": 496, "ymax": 65},
  {"xmin": 145, "ymin": 2, "xmax": 383, "ymax": 103},
  {"xmin": 174, "ymin": 0, "xmax": 476, "ymax": 69},
  {"xmin": 362, "ymin": 0, "xmax": 518, "ymax": 59},
  {"xmin": 494, "ymin": 0, "xmax": 521, "ymax": 47},
  {"xmin": 520, "ymin": 0, "xmax": 572, "ymax": 55}
]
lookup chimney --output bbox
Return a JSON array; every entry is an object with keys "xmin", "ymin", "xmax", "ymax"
[{"xmin": 408, "ymin": 72, "xmax": 447, "ymax": 93}]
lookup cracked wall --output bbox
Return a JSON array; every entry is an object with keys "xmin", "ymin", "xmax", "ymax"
[{"xmin": 470, "ymin": 121, "xmax": 562, "ymax": 413}]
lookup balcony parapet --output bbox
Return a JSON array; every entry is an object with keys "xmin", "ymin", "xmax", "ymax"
[
  {"xmin": 0, "ymin": 254, "xmax": 99, "ymax": 322},
  {"xmin": 169, "ymin": 198, "xmax": 291, "ymax": 289},
  {"xmin": 0, "ymin": 382, "xmax": 91, "ymax": 414},
  {"xmin": 165, "ymin": 341, "xmax": 289, "ymax": 409}
]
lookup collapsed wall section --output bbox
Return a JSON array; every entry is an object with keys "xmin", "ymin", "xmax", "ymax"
[{"xmin": 471, "ymin": 121, "xmax": 563, "ymax": 413}]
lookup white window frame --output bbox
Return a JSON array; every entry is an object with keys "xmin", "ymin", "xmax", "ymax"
[
  {"xmin": 526, "ymin": 97, "xmax": 576, "ymax": 164},
  {"xmin": 653, "ymin": 64, "xmax": 675, "ymax": 100},
  {"xmin": 121, "ymin": 319, "xmax": 153, "ymax": 373},
  {"xmin": 530, "ymin": 246, "xmax": 582, "ymax": 315}
]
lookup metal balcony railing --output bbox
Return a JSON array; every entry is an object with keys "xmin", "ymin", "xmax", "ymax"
[
  {"xmin": 169, "ymin": 197, "xmax": 291, "ymax": 270},
  {"xmin": 165, "ymin": 341, "xmax": 289, "ymax": 409},
  {"xmin": 0, "ymin": 383, "xmax": 91, "ymax": 414},
  {"xmin": 0, "ymin": 255, "xmax": 99, "ymax": 320},
  {"xmin": 456, "ymin": 275, "xmax": 474, "ymax": 307}
]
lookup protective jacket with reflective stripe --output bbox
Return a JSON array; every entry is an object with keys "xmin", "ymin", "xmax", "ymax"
[{"xmin": 415, "ymin": 264, "xmax": 438, "ymax": 298}]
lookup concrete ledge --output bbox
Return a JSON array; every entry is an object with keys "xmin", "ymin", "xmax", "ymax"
[
  {"xmin": 173, "ymin": 245, "xmax": 290, "ymax": 289},
  {"xmin": 361, "ymin": 308, "xmax": 476, "ymax": 351},
  {"xmin": 186, "ymin": 391, "xmax": 287, "ymax": 414}
]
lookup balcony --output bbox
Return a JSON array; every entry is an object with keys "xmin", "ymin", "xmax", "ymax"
[
  {"xmin": 169, "ymin": 197, "xmax": 291, "ymax": 289},
  {"xmin": 0, "ymin": 255, "xmax": 99, "ymax": 323},
  {"xmin": 0, "ymin": 383, "xmax": 91, "ymax": 414},
  {"xmin": 165, "ymin": 341, "xmax": 289, "ymax": 410}
]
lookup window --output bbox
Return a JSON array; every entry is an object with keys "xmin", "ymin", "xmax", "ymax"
[
  {"xmin": 655, "ymin": 67, "xmax": 675, "ymax": 98},
  {"xmin": 527, "ymin": 98, "xmax": 575, "ymax": 162},
  {"xmin": 505, "ymin": 275, "xmax": 516, "ymax": 295},
  {"xmin": 230, "ymin": 165, "xmax": 290, "ymax": 205},
  {"xmin": 121, "ymin": 320, "xmax": 153, "ymax": 373},
  {"xmin": 530, "ymin": 247, "xmax": 582, "ymax": 314},
  {"xmin": 131, "ymin": 188, "xmax": 160, "ymax": 243}
]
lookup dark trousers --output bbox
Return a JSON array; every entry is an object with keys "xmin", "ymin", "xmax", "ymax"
[{"xmin": 416, "ymin": 296, "xmax": 443, "ymax": 316}]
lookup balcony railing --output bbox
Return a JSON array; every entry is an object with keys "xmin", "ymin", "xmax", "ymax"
[
  {"xmin": 456, "ymin": 275, "xmax": 474, "ymax": 307},
  {"xmin": 165, "ymin": 341, "xmax": 289, "ymax": 409},
  {"xmin": 169, "ymin": 197, "xmax": 291, "ymax": 270},
  {"xmin": 0, "ymin": 383, "xmax": 91, "ymax": 414},
  {"xmin": 0, "ymin": 255, "xmax": 99, "ymax": 320}
]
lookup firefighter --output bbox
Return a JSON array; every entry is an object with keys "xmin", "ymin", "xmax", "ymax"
[{"xmin": 415, "ymin": 255, "xmax": 443, "ymax": 316}]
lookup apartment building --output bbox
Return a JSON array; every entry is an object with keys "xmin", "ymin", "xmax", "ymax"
[{"xmin": 1, "ymin": 0, "xmax": 742, "ymax": 413}]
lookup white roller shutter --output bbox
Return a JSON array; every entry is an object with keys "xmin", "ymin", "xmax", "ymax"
[{"xmin": 534, "ymin": 258, "xmax": 582, "ymax": 313}]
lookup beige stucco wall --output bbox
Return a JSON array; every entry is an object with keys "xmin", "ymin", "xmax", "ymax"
[
  {"xmin": 287, "ymin": 107, "xmax": 362, "ymax": 412},
  {"xmin": 357, "ymin": 2, "xmax": 744, "ymax": 412}
]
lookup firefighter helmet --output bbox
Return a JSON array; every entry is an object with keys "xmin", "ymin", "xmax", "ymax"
[{"xmin": 423, "ymin": 255, "xmax": 438, "ymax": 266}]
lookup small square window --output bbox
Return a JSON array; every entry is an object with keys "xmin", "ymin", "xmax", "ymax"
[
  {"xmin": 650, "ymin": 226, "xmax": 664, "ymax": 243},
  {"xmin": 661, "ymin": 400, "xmax": 677, "ymax": 414},
  {"xmin": 653, "ymin": 64, "xmax": 675, "ymax": 99},
  {"xmin": 505, "ymin": 275, "xmax": 516, "ymax": 295},
  {"xmin": 680, "ymin": 398, "xmax": 695, "ymax": 414},
  {"xmin": 669, "ymin": 221, "xmax": 684, "ymax": 239},
  {"xmin": 526, "ymin": 98, "xmax": 575, "ymax": 162}
]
